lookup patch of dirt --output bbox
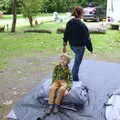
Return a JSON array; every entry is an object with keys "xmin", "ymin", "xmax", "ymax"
[{"xmin": 0, "ymin": 53, "xmax": 59, "ymax": 119}]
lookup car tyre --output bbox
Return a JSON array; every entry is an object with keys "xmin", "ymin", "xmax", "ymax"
[{"xmin": 83, "ymin": 19, "xmax": 88, "ymax": 22}]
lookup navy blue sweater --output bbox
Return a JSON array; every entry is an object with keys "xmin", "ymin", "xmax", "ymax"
[{"xmin": 63, "ymin": 18, "xmax": 93, "ymax": 52}]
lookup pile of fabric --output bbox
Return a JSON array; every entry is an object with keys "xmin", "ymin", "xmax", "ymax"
[
  {"xmin": 7, "ymin": 79, "xmax": 89, "ymax": 120},
  {"xmin": 105, "ymin": 89, "xmax": 120, "ymax": 120}
]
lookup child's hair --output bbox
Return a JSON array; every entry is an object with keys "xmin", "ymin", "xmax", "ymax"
[{"xmin": 60, "ymin": 53, "xmax": 71, "ymax": 64}]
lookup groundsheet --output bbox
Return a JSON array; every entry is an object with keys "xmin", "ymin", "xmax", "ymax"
[{"xmin": 7, "ymin": 60, "xmax": 120, "ymax": 120}]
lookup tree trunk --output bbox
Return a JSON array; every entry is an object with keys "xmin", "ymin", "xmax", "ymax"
[
  {"xmin": 28, "ymin": 16, "xmax": 33, "ymax": 27},
  {"xmin": 11, "ymin": 0, "xmax": 17, "ymax": 32}
]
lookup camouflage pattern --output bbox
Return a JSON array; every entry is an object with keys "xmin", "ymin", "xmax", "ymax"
[{"xmin": 52, "ymin": 64, "xmax": 73, "ymax": 88}]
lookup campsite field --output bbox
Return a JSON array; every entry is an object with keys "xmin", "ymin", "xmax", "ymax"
[
  {"xmin": 0, "ymin": 20, "xmax": 120, "ymax": 119},
  {"xmin": 0, "ymin": 22, "xmax": 120, "ymax": 69}
]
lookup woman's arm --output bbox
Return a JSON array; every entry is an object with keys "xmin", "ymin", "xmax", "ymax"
[
  {"xmin": 83, "ymin": 25, "xmax": 93, "ymax": 53},
  {"xmin": 63, "ymin": 23, "xmax": 69, "ymax": 53},
  {"xmin": 63, "ymin": 25, "xmax": 68, "ymax": 45}
]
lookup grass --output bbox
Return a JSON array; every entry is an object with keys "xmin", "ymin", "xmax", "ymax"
[
  {"xmin": 1, "ymin": 13, "xmax": 66, "ymax": 20},
  {"xmin": 2, "ymin": 14, "xmax": 23, "ymax": 19},
  {"xmin": 0, "ymin": 22, "xmax": 64, "ymax": 69},
  {"xmin": 0, "ymin": 13, "xmax": 53, "ymax": 23},
  {"xmin": 0, "ymin": 21, "xmax": 120, "ymax": 69},
  {"xmin": 1, "ymin": 13, "xmax": 61, "ymax": 19},
  {"xmin": 89, "ymin": 30, "xmax": 120, "ymax": 61}
]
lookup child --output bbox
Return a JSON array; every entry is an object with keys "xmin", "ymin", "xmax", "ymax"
[{"xmin": 46, "ymin": 53, "xmax": 73, "ymax": 114}]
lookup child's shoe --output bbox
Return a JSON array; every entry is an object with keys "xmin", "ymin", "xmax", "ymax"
[
  {"xmin": 53, "ymin": 104, "xmax": 59, "ymax": 114},
  {"xmin": 45, "ymin": 104, "xmax": 54, "ymax": 114}
]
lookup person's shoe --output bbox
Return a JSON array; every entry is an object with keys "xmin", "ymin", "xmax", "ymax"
[
  {"xmin": 72, "ymin": 81, "xmax": 82, "ymax": 87},
  {"xmin": 45, "ymin": 104, "xmax": 54, "ymax": 115},
  {"xmin": 53, "ymin": 104, "xmax": 59, "ymax": 114}
]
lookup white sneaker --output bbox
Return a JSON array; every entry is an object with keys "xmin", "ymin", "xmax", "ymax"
[{"xmin": 73, "ymin": 81, "xmax": 82, "ymax": 87}]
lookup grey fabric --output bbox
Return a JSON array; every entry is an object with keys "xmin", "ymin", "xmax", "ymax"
[
  {"xmin": 36, "ymin": 80, "xmax": 88, "ymax": 108},
  {"xmin": 7, "ymin": 60, "xmax": 120, "ymax": 120},
  {"xmin": 105, "ymin": 89, "xmax": 120, "ymax": 120}
]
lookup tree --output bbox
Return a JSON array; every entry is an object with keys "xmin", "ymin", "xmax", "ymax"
[
  {"xmin": 11, "ymin": 0, "xmax": 17, "ymax": 32},
  {"xmin": 22, "ymin": 0, "xmax": 44, "ymax": 27},
  {"xmin": 0, "ymin": 0, "xmax": 106, "ymax": 14},
  {"xmin": 42, "ymin": 0, "xmax": 75, "ymax": 13},
  {"xmin": 0, "ymin": 0, "xmax": 23, "ymax": 14},
  {"xmin": 0, "ymin": 0, "xmax": 12, "ymax": 14}
]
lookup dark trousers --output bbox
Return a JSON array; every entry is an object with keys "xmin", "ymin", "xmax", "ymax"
[{"xmin": 70, "ymin": 46, "xmax": 85, "ymax": 81}]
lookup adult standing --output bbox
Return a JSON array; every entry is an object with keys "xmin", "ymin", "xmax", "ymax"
[{"xmin": 63, "ymin": 6, "xmax": 93, "ymax": 82}]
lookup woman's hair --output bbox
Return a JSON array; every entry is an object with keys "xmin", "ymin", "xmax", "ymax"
[{"xmin": 72, "ymin": 6, "xmax": 84, "ymax": 18}]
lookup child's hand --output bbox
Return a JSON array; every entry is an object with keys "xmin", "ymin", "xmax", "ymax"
[
  {"xmin": 64, "ymin": 90, "xmax": 69, "ymax": 96},
  {"xmin": 63, "ymin": 46, "xmax": 67, "ymax": 53}
]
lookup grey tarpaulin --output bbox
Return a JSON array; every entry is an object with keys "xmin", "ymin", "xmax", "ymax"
[
  {"xmin": 7, "ymin": 60, "xmax": 120, "ymax": 120},
  {"xmin": 105, "ymin": 89, "xmax": 120, "ymax": 120},
  {"xmin": 7, "ymin": 78, "xmax": 89, "ymax": 120}
]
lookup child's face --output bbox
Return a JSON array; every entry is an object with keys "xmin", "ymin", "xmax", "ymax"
[{"xmin": 60, "ymin": 56, "xmax": 68, "ymax": 66}]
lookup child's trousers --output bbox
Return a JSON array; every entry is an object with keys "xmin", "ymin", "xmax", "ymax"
[{"xmin": 48, "ymin": 80, "xmax": 68, "ymax": 105}]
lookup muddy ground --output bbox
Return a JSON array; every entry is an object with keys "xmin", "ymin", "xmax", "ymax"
[{"xmin": 0, "ymin": 53, "xmax": 59, "ymax": 119}]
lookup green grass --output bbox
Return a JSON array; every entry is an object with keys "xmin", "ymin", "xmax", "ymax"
[
  {"xmin": 0, "ymin": 22, "xmax": 64, "ymax": 69},
  {"xmin": 2, "ymin": 13, "xmax": 53, "ymax": 19},
  {"xmin": 89, "ymin": 30, "xmax": 120, "ymax": 61},
  {"xmin": 0, "ymin": 22, "xmax": 120, "ymax": 69},
  {"xmin": 2, "ymin": 13, "xmax": 65, "ymax": 19},
  {"xmin": 2, "ymin": 14, "xmax": 23, "ymax": 19}
]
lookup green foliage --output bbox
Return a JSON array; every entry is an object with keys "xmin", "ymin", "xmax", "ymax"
[
  {"xmin": 21, "ymin": 0, "xmax": 44, "ymax": 18},
  {"xmin": 0, "ymin": 0, "xmax": 12, "ymax": 13},
  {"xmin": 0, "ymin": 0, "xmax": 107, "ymax": 14},
  {"xmin": 0, "ymin": 0, "xmax": 23, "ymax": 14},
  {"xmin": 74, "ymin": 0, "xmax": 106, "ymax": 7},
  {"xmin": 41, "ymin": 0, "xmax": 107, "ymax": 13},
  {"xmin": 75, "ymin": 0, "xmax": 88, "ymax": 6},
  {"xmin": 21, "ymin": 0, "xmax": 45, "ymax": 26},
  {"xmin": 42, "ymin": 0, "xmax": 75, "ymax": 12}
]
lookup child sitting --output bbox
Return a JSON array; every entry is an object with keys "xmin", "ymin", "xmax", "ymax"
[{"xmin": 46, "ymin": 53, "xmax": 73, "ymax": 114}]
